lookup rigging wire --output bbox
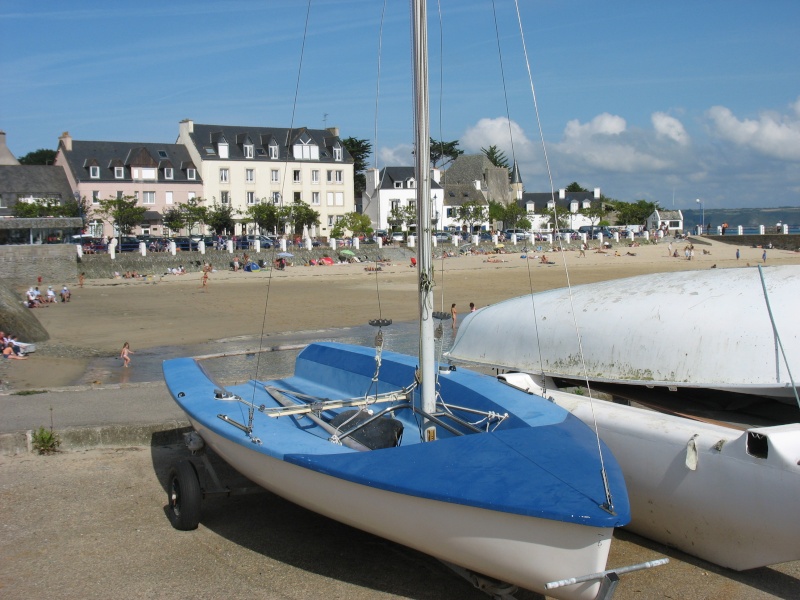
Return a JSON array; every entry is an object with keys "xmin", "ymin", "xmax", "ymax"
[{"xmin": 510, "ymin": 0, "xmax": 615, "ymax": 511}]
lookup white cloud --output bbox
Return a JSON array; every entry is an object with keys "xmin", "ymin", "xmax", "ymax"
[
  {"xmin": 378, "ymin": 143, "xmax": 413, "ymax": 167},
  {"xmin": 563, "ymin": 113, "xmax": 627, "ymax": 139},
  {"xmin": 707, "ymin": 99, "xmax": 800, "ymax": 161},
  {"xmin": 652, "ymin": 112, "xmax": 690, "ymax": 146},
  {"xmin": 459, "ymin": 117, "xmax": 536, "ymax": 159}
]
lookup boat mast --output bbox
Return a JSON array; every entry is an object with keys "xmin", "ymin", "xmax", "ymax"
[{"xmin": 411, "ymin": 0, "xmax": 436, "ymax": 434}]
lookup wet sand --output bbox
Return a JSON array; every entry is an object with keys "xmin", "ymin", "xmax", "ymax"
[{"xmin": 8, "ymin": 237, "xmax": 800, "ymax": 390}]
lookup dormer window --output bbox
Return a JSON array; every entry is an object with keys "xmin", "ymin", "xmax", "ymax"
[
  {"xmin": 333, "ymin": 145, "xmax": 343, "ymax": 161},
  {"xmin": 218, "ymin": 141, "xmax": 229, "ymax": 159},
  {"xmin": 114, "ymin": 167, "xmax": 124, "ymax": 179},
  {"xmin": 244, "ymin": 144, "xmax": 254, "ymax": 159},
  {"xmin": 164, "ymin": 168, "xmax": 174, "ymax": 180},
  {"xmin": 90, "ymin": 166, "xmax": 100, "ymax": 179},
  {"xmin": 269, "ymin": 143, "xmax": 279, "ymax": 159},
  {"xmin": 204, "ymin": 147, "xmax": 216, "ymax": 156},
  {"xmin": 187, "ymin": 168, "xmax": 196, "ymax": 180},
  {"xmin": 406, "ymin": 178, "xmax": 415, "ymax": 188},
  {"xmin": 293, "ymin": 134, "xmax": 319, "ymax": 160},
  {"xmin": 394, "ymin": 181, "xmax": 402, "ymax": 189}
]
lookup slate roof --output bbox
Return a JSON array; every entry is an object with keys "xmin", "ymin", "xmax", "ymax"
[
  {"xmin": 0, "ymin": 166, "xmax": 75, "ymax": 215},
  {"xmin": 519, "ymin": 191, "xmax": 596, "ymax": 213},
  {"xmin": 59, "ymin": 141, "xmax": 200, "ymax": 184},
  {"xmin": 375, "ymin": 166, "xmax": 442, "ymax": 191},
  {"xmin": 185, "ymin": 123, "xmax": 354, "ymax": 164}
]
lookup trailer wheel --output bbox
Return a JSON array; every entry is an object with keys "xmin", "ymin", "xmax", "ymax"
[{"xmin": 167, "ymin": 460, "xmax": 202, "ymax": 530}]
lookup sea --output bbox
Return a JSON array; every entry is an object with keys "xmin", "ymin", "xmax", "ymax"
[{"xmin": 81, "ymin": 320, "xmax": 460, "ymax": 387}]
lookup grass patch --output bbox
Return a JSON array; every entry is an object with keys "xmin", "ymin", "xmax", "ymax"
[{"xmin": 32, "ymin": 426, "xmax": 61, "ymax": 455}]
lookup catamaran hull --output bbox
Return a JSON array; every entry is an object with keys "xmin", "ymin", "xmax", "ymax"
[
  {"xmin": 500, "ymin": 374, "xmax": 800, "ymax": 570},
  {"xmin": 188, "ymin": 418, "xmax": 613, "ymax": 600},
  {"xmin": 448, "ymin": 265, "xmax": 800, "ymax": 403}
]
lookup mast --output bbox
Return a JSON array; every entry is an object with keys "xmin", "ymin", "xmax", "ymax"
[{"xmin": 411, "ymin": 0, "xmax": 436, "ymax": 434}]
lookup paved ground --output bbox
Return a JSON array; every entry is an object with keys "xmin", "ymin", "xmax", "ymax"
[{"xmin": 1, "ymin": 383, "xmax": 798, "ymax": 599}]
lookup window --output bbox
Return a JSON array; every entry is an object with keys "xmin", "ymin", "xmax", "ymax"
[
  {"xmin": 244, "ymin": 144, "xmax": 254, "ymax": 159},
  {"xmin": 143, "ymin": 191, "xmax": 155, "ymax": 205},
  {"xmin": 92, "ymin": 191, "xmax": 100, "ymax": 204},
  {"xmin": 158, "ymin": 150, "xmax": 168, "ymax": 159},
  {"xmin": 220, "ymin": 168, "xmax": 229, "ymax": 183},
  {"xmin": 165, "ymin": 191, "xmax": 174, "ymax": 205},
  {"xmin": 220, "ymin": 191, "xmax": 229, "ymax": 204},
  {"xmin": 335, "ymin": 192, "xmax": 344, "ymax": 206},
  {"xmin": 271, "ymin": 169, "xmax": 279, "ymax": 182},
  {"xmin": 294, "ymin": 191, "xmax": 302, "ymax": 203},
  {"xmin": 134, "ymin": 191, "xmax": 139, "ymax": 201},
  {"xmin": 114, "ymin": 167, "xmax": 124, "ymax": 179},
  {"xmin": 272, "ymin": 191, "xmax": 281, "ymax": 204},
  {"xmin": 247, "ymin": 191, "xmax": 255, "ymax": 205},
  {"xmin": 293, "ymin": 170, "xmax": 301, "ymax": 183},
  {"xmin": 394, "ymin": 181, "xmax": 402, "ymax": 188},
  {"xmin": 164, "ymin": 168, "xmax": 173, "ymax": 180},
  {"xmin": 334, "ymin": 146, "xmax": 342, "ymax": 161},
  {"xmin": 327, "ymin": 192, "xmax": 334, "ymax": 206},
  {"xmin": 218, "ymin": 142, "xmax": 229, "ymax": 159},
  {"xmin": 204, "ymin": 147, "xmax": 216, "ymax": 156},
  {"xmin": 187, "ymin": 192, "xmax": 196, "ymax": 201},
  {"xmin": 187, "ymin": 168, "xmax": 196, "ymax": 180},
  {"xmin": 335, "ymin": 170, "xmax": 343, "ymax": 183},
  {"xmin": 256, "ymin": 148, "xmax": 266, "ymax": 156},
  {"xmin": 269, "ymin": 143, "xmax": 279, "ymax": 159},
  {"xmin": 311, "ymin": 191, "xmax": 320, "ymax": 205},
  {"xmin": 311, "ymin": 170, "xmax": 319, "ymax": 184},
  {"xmin": 245, "ymin": 168, "xmax": 255, "ymax": 183},
  {"xmin": 90, "ymin": 166, "xmax": 100, "ymax": 179},
  {"xmin": 116, "ymin": 191, "xmax": 123, "ymax": 199},
  {"xmin": 328, "ymin": 215, "xmax": 334, "ymax": 227},
  {"xmin": 327, "ymin": 170, "xmax": 333, "ymax": 183}
]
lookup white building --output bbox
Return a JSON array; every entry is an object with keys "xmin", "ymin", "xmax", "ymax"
[
  {"xmin": 177, "ymin": 120, "xmax": 355, "ymax": 238},
  {"xmin": 363, "ymin": 166, "xmax": 444, "ymax": 232}
]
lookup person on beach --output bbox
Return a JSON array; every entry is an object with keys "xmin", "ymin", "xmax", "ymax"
[
  {"xmin": 79, "ymin": 272, "xmax": 85, "ymax": 288},
  {"xmin": 3, "ymin": 345, "xmax": 28, "ymax": 360},
  {"xmin": 60, "ymin": 285, "xmax": 71, "ymax": 302},
  {"xmin": 470, "ymin": 302, "xmax": 476, "ymax": 312},
  {"xmin": 450, "ymin": 303, "xmax": 457, "ymax": 329},
  {"xmin": 762, "ymin": 250, "xmax": 767, "ymax": 263},
  {"xmin": 120, "ymin": 342, "xmax": 133, "ymax": 367},
  {"xmin": 200, "ymin": 265, "xmax": 210, "ymax": 290},
  {"xmin": 579, "ymin": 242, "xmax": 586, "ymax": 258},
  {"xmin": 736, "ymin": 249, "xmax": 740, "ymax": 260}
]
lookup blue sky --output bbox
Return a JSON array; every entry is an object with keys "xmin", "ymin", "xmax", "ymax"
[{"xmin": 2, "ymin": 0, "xmax": 799, "ymax": 209}]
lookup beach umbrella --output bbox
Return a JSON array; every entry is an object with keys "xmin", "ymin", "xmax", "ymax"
[
  {"xmin": 277, "ymin": 252, "xmax": 293, "ymax": 258},
  {"xmin": 340, "ymin": 249, "xmax": 355, "ymax": 256}
]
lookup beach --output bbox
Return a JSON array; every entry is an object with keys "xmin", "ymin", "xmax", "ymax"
[{"xmin": 7, "ymin": 237, "xmax": 800, "ymax": 390}]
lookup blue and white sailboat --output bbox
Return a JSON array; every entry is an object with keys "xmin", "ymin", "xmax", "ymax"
[{"xmin": 163, "ymin": 3, "xmax": 634, "ymax": 598}]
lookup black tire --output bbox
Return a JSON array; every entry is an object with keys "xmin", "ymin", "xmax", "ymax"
[{"xmin": 167, "ymin": 460, "xmax": 202, "ymax": 531}]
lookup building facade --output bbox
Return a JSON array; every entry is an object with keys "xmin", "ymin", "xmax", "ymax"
[
  {"xmin": 177, "ymin": 120, "xmax": 355, "ymax": 238},
  {"xmin": 362, "ymin": 166, "xmax": 444, "ymax": 232},
  {"xmin": 54, "ymin": 132, "xmax": 203, "ymax": 238}
]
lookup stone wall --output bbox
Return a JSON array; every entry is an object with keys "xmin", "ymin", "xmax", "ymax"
[
  {"xmin": 706, "ymin": 234, "xmax": 799, "ymax": 251},
  {"xmin": 0, "ymin": 245, "xmax": 79, "ymax": 291}
]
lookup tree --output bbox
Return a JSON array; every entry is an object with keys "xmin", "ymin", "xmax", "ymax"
[
  {"xmin": 246, "ymin": 202, "xmax": 279, "ymax": 233},
  {"xmin": 95, "ymin": 196, "xmax": 147, "ymax": 237},
  {"xmin": 481, "ymin": 145, "xmax": 509, "ymax": 169},
  {"xmin": 207, "ymin": 201, "xmax": 238, "ymax": 235},
  {"xmin": 564, "ymin": 182, "xmax": 588, "ymax": 193},
  {"xmin": 162, "ymin": 207, "xmax": 186, "ymax": 234},
  {"xmin": 180, "ymin": 197, "xmax": 207, "ymax": 235},
  {"xmin": 341, "ymin": 137, "xmax": 372, "ymax": 197},
  {"xmin": 387, "ymin": 203, "xmax": 416, "ymax": 231},
  {"xmin": 429, "ymin": 138, "xmax": 463, "ymax": 168},
  {"xmin": 455, "ymin": 200, "xmax": 488, "ymax": 233},
  {"xmin": 579, "ymin": 200, "xmax": 609, "ymax": 232},
  {"xmin": 612, "ymin": 199, "xmax": 661, "ymax": 226},
  {"xmin": 539, "ymin": 206, "xmax": 570, "ymax": 231},
  {"xmin": 331, "ymin": 212, "xmax": 373, "ymax": 239},
  {"xmin": 18, "ymin": 148, "xmax": 57, "ymax": 165},
  {"xmin": 12, "ymin": 197, "xmax": 62, "ymax": 218},
  {"xmin": 60, "ymin": 194, "xmax": 92, "ymax": 230}
]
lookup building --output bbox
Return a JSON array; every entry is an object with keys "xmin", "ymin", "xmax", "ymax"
[
  {"xmin": 647, "ymin": 209, "xmax": 684, "ymax": 234},
  {"xmin": 54, "ymin": 132, "xmax": 203, "ymax": 238},
  {"xmin": 177, "ymin": 120, "xmax": 355, "ymax": 238},
  {"xmin": 362, "ymin": 166, "xmax": 443, "ymax": 232},
  {"xmin": 439, "ymin": 154, "xmax": 511, "ymax": 232},
  {"xmin": 520, "ymin": 188, "xmax": 601, "ymax": 231}
]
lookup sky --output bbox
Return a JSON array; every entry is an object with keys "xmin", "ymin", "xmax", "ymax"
[{"xmin": 2, "ymin": 0, "xmax": 799, "ymax": 210}]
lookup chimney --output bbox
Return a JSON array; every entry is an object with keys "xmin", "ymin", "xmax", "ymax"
[
  {"xmin": 326, "ymin": 126, "xmax": 340, "ymax": 137},
  {"xmin": 59, "ymin": 131, "xmax": 73, "ymax": 152},
  {"xmin": 0, "ymin": 131, "xmax": 21, "ymax": 165}
]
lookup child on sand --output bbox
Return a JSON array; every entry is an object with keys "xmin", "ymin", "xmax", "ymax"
[{"xmin": 120, "ymin": 342, "xmax": 133, "ymax": 367}]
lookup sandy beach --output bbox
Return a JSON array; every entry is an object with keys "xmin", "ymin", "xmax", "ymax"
[{"xmin": 7, "ymin": 237, "xmax": 800, "ymax": 390}]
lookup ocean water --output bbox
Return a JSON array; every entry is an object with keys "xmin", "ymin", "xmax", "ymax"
[{"xmin": 81, "ymin": 320, "xmax": 460, "ymax": 387}]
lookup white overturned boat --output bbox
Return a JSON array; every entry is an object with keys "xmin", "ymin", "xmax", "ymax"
[
  {"xmin": 498, "ymin": 372, "xmax": 800, "ymax": 570},
  {"xmin": 448, "ymin": 266, "xmax": 800, "ymax": 404}
]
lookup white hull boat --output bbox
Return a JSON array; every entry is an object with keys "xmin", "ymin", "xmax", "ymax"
[
  {"xmin": 448, "ymin": 266, "xmax": 800, "ymax": 404},
  {"xmin": 498, "ymin": 373, "xmax": 800, "ymax": 570}
]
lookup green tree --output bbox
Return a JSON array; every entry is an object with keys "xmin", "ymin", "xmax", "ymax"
[
  {"xmin": 455, "ymin": 200, "xmax": 488, "ymax": 233},
  {"xmin": 429, "ymin": 138, "xmax": 463, "ymax": 168},
  {"xmin": 539, "ymin": 206, "xmax": 570, "ymax": 231},
  {"xmin": 162, "ymin": 206, "xmax": 186, "ymax": 234},
  {"xmin": 341, "ymin": 137, "xmax": 372, "ymax": 197},
  {"xmin": 181, "ymin": 197, "xmax": 207, "ymax": 235},
  {"xmin": 579, "ymin": 200, "xmax": 607, "ymax": 232},
  {"xmin": 611, "ymin": 199, "xmax": 661, "ymax": 226},
  {"xmin": 481, "ymin": 145, "xmax": 509, "ymax": 169},
  {"xmin": 60, "ymin": 194, "xmax": 92, "ymax": 229},
  {"xmin": 18, "ymin": 148, "xmax": 57, "ymax": 165},
  {"xmin": 95, "ymin": 195, "xmax": 147, "ymax": 238},
  {"xmin": 207, "ymin": 201, "xmax": 238, "ymax": 235},
  {"xmin": 564, "ymin": 181, "xmax": 588, "ymax": 193},
  {"xmin": 12, "ymin": 197, "xmax": 61, "ymax": 218},
  {"xmin": 332, "ymin": 212, "xmax": 373, "ymax": 239},
  {"xmin": 246, "ymin": 202, "xmax": 280, "ymax": 234},
  {"xmin": 387, "ymin": 203, "xmax": 416, "ymax": 231}
]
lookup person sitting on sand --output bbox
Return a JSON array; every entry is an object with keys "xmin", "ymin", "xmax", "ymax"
[
  {"xmin": 45, "ymin": 286, "xmax": 57, "ymax": 303},
  {"xmin": 60, "ymin": 285, "xmax": 71, "ymax": 302}
]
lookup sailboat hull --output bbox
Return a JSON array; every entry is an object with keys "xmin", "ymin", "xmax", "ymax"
[{"xmin": 164, "ymin": 342, "xmax": 630, "ymax": 600}]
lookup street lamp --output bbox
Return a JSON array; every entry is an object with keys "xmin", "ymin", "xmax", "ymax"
[{"xmin": 696, "ymin": 198, "xmax": 704, "ymax": 234}]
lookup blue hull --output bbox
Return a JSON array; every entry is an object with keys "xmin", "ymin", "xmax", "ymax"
[{"xmin": 164, "ymin": 342, "xmax": 630, "ymax": 529}]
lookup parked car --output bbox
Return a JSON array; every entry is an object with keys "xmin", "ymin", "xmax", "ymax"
[
  {"xmin": 434, "ymin": 231, "xmax": 454, "ymax": 243},
  {"xmin": 170, "ymin": 236, "xmax": 198, "ymax": 251},
  {"xmin": 117, "ymin": 236, "xmax": 141, "ymax": 252},
  {"xmin": 391, "ymin": 231, "xmax": 406, "ymax": 242},
  {"xmin": 504, "ymin": 228, "xmax": 530, "ymax": 240}
]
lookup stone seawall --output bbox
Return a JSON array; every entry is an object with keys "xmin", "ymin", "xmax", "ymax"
[
  {"xmin": 706, "ymin": 234, "xmax": 799, "ymax": 251},
  {"xmin": 76, "ymin": 245, "xmax": 417, "ymax": 279},
  {"xmin": 0, "ymin": 244, "xmax": 79, "ymax": 291}
]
